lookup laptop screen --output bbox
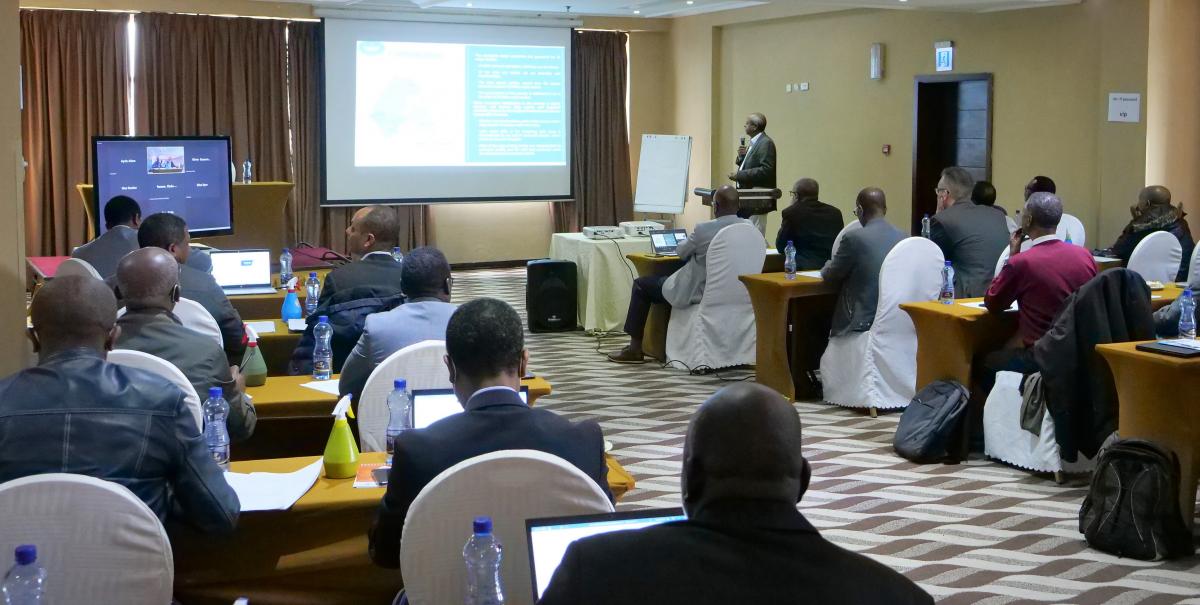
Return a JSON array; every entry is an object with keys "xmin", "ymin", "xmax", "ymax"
[
  {"xmin": 649, "ymin": 229, "xmax": 688, "ymax": 254},
  {"xmin": 526, "ymin": 508, "xmax": 686, "ymax": 599},
  {"xmin": 210, "ymin": 250, "xmax": 272, "ymax": 288},
  {"xmin": 412, "ymin": 388, "xmax": 529, "ymax": 429}
]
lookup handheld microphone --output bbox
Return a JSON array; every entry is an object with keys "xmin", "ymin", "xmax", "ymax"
[{"xmin": 740, "ymin": 137, "xmax": 746, "ymax": 146}]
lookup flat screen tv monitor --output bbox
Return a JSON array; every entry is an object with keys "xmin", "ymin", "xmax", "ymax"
[{"xmin": 92, "ymin": 136, "xmax": 234, "ymax": 238}]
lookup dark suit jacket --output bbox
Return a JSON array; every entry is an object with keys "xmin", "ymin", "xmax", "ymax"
[
  {"xmin": 929, "ymin": 199, "xmax": 1010, "ymax": 298},
  {"xmin": 369, "ymin": 388, "xmax": 612, "ymax": 568},
  {"xmin": 179, "ymin": 263, "xmax": 245, "ymax": 361},
  {"xmin": 318, "ymin": 253, "xmax": 404, "ymax": 308},
  {"xmin": 733, "ymin": 133, "xmax": 776, "ymax": 190},
  {"xmin": 776, "ymin": 199, "xmax": 845, "ymax": 270},
  {"xmin": 538, "ymin": 498, "xmax": 932, "ymax": 605},
  {"xmin": 820, "ymin": 218, "xmax": 905, "ymax": 337}
]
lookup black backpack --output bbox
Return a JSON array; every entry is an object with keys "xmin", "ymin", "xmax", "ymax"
[
  {"xmin": 1079, "ymin": 439, "xmax": 1194, "ymax": 560},
  {"xmin": 893, "ymin": 380, "xmax": 970, "ymax": 463}
]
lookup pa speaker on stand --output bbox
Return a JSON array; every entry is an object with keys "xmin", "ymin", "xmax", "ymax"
[{"xmin": 526, "ymin": 259, "xmax": 577, "ymax": 332}]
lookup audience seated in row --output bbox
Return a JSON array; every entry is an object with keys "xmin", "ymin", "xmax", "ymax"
[
  {"xmin": 820, "ymin": 187, "xmax": 904, "ymax": 338},
  {"xmin": 0, "ymin": 276, "xmax": 239, "ymax": 532},
  {"xmin": 607, "ymin": 185, "xmax": 749, "ymax": 364},
  {"xmin": 73, "ymin": 195, "xmax": 211, "ymax": 279},
  {"xmin": 369, "ymin": 298, "xmax": 612, "ymax": 568},
  {"xmin": 136, "ymin": 213, "xmax": 245, "ymax": 361},
  {"xmin": 339, "ymin": 246, "xmax": 457, "ymax": 402},
  {"xmin": 537, "ymin": 383, "xmax": 932, "ymax": 604},
  {"xmin": 930, "ymin": 167, "xmax": 1011, "ymax": 298},
  {"xmin": 774, "ymin": 177, "xmax": 844, "ymax": 270},
  {"xmin": 114, "ymin": 248, "xmax": 257, "ymax": 442},
  {"xmin": 1107, "ymin": 185, "xmax": 1195, "ymax": 282}
]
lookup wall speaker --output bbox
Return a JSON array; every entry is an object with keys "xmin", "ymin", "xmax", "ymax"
[{"xmin": 526, "ymin": 259, "xmax": 578, "ymax": 332}]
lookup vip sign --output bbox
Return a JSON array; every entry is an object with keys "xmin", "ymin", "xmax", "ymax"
[{"xmin": 935, "ymin": 42, "xmax": 954, "ymax": 72}]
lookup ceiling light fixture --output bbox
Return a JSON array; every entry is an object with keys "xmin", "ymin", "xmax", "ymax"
[
  {"xmin": 686, "ymin": 0, "xmax": 694, "ymax": 4},
  {"xmin": 633, "ymin": 9, "xmax": 641, "ymax": 13}
]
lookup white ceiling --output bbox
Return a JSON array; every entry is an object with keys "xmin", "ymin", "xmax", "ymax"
[{"xmin": 298, "ymin": 0, "xmax": 1076, "ymax": 18}]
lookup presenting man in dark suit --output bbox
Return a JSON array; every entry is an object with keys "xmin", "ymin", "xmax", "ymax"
[
  {"xmin": 368, "ymin": 297, "xmax": 612, "ymax": 569},
  {"xmin": 775, "ymin": 178, "xmax": 844, "ymax": 269},
  {"xmin": 727, "ymin": 112, "xmax": 776, "ymax": 237},
  {"xmin": 820, "ymin": 187, "xmax": 905, "ymax": 337},
  {"xmin": 929, "ymin": 166, "xmax": 1010, "ymax": 298},
  {"xmin": 538, "ymin": 382, "xmax": 932, "ymax": 605},
  {"xmin": 319, "ymin": 205, "xmax": 406, "ymax": 306}
]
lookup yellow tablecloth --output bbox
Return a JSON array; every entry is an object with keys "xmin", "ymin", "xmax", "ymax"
[
  {"xmin": 739, "ymin": 272, "xmax": 838, "ymax": 401},
  {"xmin": 251, "ymin": 319, "xmax": 302, "ymax": 376},
  {"xmin": 549, "ymin": 233, "xmax": 652, "ymax": 332}
]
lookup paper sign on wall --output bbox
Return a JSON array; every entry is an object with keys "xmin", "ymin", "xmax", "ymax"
[
  {"xmin": 1108, "ymin": 93, "xmax": 1140, "ymax": 123},
  {"xmin": 935, "ymin": 41, "xmax": 954, "ymax": 72}
]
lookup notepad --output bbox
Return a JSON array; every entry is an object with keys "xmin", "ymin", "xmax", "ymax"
[
  {"xmin": 301, "ymin": 379, "xmax": 341, "ymax": 396},
  {"xmin": 223, "ymin": 459, "xmax": 323, "ymax": 512},
  {"xmin": 245, "ymin": 321, "xmax": 276, "ymax": 335},
  {"xmin": 796, "ymin": 270, "xmax": 823, "ymax": 279},
  {"xmin": 287, "ymin": 318, "xmax": 308, "ymax": 332}
]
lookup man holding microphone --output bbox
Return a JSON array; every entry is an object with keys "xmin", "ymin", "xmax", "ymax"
[{"xmin": 728, "ymin": 112, "xmax": 777, "ymax": 237}]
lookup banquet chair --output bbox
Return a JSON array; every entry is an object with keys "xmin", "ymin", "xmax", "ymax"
[
  {"xmin": 1127, "ymin": 230, "xmax": 1182, "ymax": 284},
  {"xmin": 829, "ymin": 220, "xmax": 863, "ymax": 258},
  {"xmin": 56, "ymin": 258, "xmax": 102, "ymax": 280},
  {"xmin": 108, "ymin": 349, "xmax": 202, "ymax": 431},
  {"xmin": 358, "ymin": 340, "xmax": 451, "ymax": 452},
  {"xmin": 116, "ymin": 298, "xmax": 224, "ymax": 350},
  {"xmin": 1057, "ymin": 213, "xmax": 1086, "ymax": 246}
]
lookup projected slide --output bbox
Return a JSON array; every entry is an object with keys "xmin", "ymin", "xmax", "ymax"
[{"xmin": 355, "ymin": 41, "xmax": 566, "ymax": 168}]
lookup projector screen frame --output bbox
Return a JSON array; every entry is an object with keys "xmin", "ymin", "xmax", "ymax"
[
  {"xmin": 318, "ymin": 18, "xmax": 576, "ymax": 207},
  {"xmin": 91, "ymin": 134, "xmax": 235, "ymax": 238}
]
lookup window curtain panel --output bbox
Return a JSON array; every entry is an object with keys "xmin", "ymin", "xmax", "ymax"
[
  {"xmin": 20, "ymin": 9, "xmax": 131, "ymax": 256},
  {"xmin": 286, "ymin": 21, "xmax": 431, "ymax": 254},
  {"xmin": 553, "ymin": 30, "xmax": 633, "ymax": 233}
]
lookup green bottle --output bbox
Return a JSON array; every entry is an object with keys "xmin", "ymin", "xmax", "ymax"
[
  {"xmin": 240, "ymin": 341, "xmax": 268, "ymax": 387},
  {"xmin": 324, "ymin": 395, "xmax": 360, "ymax": 479}
]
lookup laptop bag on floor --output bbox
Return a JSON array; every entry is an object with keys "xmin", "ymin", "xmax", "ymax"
[
  {"xmin": 1079, "ymin": 439, "xmax": 1195, "ymax": 561},
  {"xmin": 893, "ymin": 380, "xmax": 970, "ymax": 463}
]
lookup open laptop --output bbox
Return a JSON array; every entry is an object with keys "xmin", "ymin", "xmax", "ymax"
[
  {"xmin": 209, "ymin": 249, "xmax": 277, "ymax": 296},
  {"xmin": 526, "ymin": 508, "xmax": 686, "ymax": 599},
  {"xmin": 411, "ymin": 387, "xmax": 530, "ymax": 429},
  {"xmin": 648, "ymin": 229, "xmax": 688, "ymax": 256}
]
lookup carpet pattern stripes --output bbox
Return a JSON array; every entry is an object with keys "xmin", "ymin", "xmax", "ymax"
[{"xmin": 452, "ymin": 267, "xmax": 1200, "ymax": 603}]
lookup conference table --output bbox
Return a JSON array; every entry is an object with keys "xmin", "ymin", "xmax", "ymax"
[
  {"xmin": 548, "ymin": 232, "xmax": 653, "ymax": 332},
  {"xmin": 228, "ymin": 269, "xmax": 332, "ymax": 319},
  {"xmin": 238, "ymin": 374, "xmax": 553, "ymax": 461},
  {"xmin": 738, "ymin": 271, "xmax": 839, "ymax": 401},
  {"xmin": 249, "ymin": 319, "xmax": 303, "ymax": 376},
  {"xmin": 1096, "ymin": 341, "xmax": 1200, "ymax": 530},
  {"xmin": 171, "ymin": 452, "xmax": 635, "ymax": 605}
]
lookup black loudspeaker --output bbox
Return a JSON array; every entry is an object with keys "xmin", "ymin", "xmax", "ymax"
[{"xmin": 527, "ymin": 259, "xmax": 578, "ymax": 332}]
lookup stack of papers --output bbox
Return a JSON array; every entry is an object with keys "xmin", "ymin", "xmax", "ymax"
[{"xmin": 223, "ymin": 459, "xmax": 323, "ymax": 512}]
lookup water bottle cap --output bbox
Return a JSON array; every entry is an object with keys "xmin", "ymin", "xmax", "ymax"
[
  {"xmin": 282, "ymin": 247, "xmax": 289, "ymax": 253},
  {"xmin": 14, "ymin": 545, "xmax": 36, "ymax": 565},
  {"xmin": 473, "ymin": 516, "xmax": 492, "ymax": 534},
  {"xmin": 248, "ymin": 341, "xmax": 258, "ymax": 348},
  {"xmin": 318, "ymin": 315, "xmax": 329, "ymax": 323},
  {"xmin": 309, "ymin": 272, "xmax": 317, "ymax": 277},
  {"xmin": 394, "ymin": 378, "xmax": 407, "ymax": 390},
  {"xmin": 944, "ymin": 260, "xmax": 952, "ymax": 266},
  {"xmin": 208, "ymin": 387, "xmax": 223, "ymax": 399},
  {"xmin": 1185, "ymin": 288, "xmax": 1193, "ymax": 296}
]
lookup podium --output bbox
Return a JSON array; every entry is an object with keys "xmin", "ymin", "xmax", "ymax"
[
  {"xmin": 77, "ymin": 182, "xmax": 294, "ymax": 254},
  {"xmin": 693, "ymin": 186, "xmax": 781, "ymax": 216}
]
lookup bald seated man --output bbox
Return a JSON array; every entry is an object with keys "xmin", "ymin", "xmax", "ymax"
[
  {"xmin": 820, "ymin": 188, "xmax": 905, "ymax": 338},
  {"xmin": 1108, "ymin": 185, "xmax": 1195, "ymax": 282},
  {"xmin": 775, "ymin": 178, "xmax": 845, "ymax": 269},
  {"xmin": 609, "ymin": 185, "xmax": 750, "ymax": 363},
  {"xmin": 0, "ymin": 276, "xmax": 239, "ymax": 532},
  {"xmin": 318, "ymin": 205, "xmax": 405, "ymax": 307},
  {"xmin": 538, "ymin": 383, "xmax": 932, "ymax": 604},
  {"xmin": 115, "ymin": 248, "xmax": 257, "ymax": 442}
]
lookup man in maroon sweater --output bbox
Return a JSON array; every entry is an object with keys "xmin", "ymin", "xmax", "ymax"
[{"xmin": 977, "ymin": 192, "xmax": 1098, "ymax": 394}]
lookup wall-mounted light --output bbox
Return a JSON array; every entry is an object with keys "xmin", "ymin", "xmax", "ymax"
[{"xmin": 869, "ymin": 43, "xmax": 885, "ymax": 80}]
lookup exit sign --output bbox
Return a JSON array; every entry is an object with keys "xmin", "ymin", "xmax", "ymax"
[{"xmin": 935, "ymin": 41, "xmax": 954, "ymax": 72}]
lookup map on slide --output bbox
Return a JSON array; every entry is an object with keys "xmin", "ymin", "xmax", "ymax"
[{"xmin": 355, "ymin": 41, "xmax": 566, "ymax": 168}]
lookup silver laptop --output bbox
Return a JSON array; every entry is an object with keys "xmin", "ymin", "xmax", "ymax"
[
  {"xmin": 526, "ymin": 508, "xmax": 686, "ymax": 599},
  {"xmin": 411, "ymin": 387, "xmax": 529, "ymax": 429},
  {"xmin": 649, "ymin": 229, "xmax": 688, "ymax": 256},
  {"xmin": 210, "ymin": 249, "xmax": 277, "ymax": 296}
]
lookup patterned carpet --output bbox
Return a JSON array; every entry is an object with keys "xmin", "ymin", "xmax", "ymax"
[{"xmin": 452, "ymin": 267, "xmax": 1200, "ymax": 604}]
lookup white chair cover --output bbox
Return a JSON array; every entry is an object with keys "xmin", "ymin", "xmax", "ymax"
[
  {"xmin": 821, "ymin": 238, "xmax": 944, "ymax": 409},
  {"xmin": 1057, "ymin": 213, "xmax": 1086, "ymax": 246},
  {"xmin": 983, "ymin": 371, "xmax": 1094, "ymax": 474},
  {"xmin": 1127, "ymin": 230, "xmax": 1183, "ymax": 284},
  {"xmin": 56, "ymin": 258, "xmax": 102, "ymax": 280},
  {"xmin": 1188, "ymin": 245, "xmax": 1200, "ymax": 286},
  {"xmin": 830, "ymin": 221, "xmax": 862, "ymax": 258},
  {"xmin": 108, "ymin": 349, "xmax": 202, "ymax": 431},
  {"xmin": 358, "ymin": 340, "xmax": 451, "ymax": 452},
  {"xmin": 174, "ymin": 298, "xmax": 224, "ymax": 349},
  {"xmin": 665, "ymin": 223, "xmax": 766, "ymax": 370},
  {"xmin": 0, "ymin": 474, "xmax": 173, "ymax": 604},
  {"xmin": 1005, "ymin": 215, "xmax": 1018, "ymax": 234},
  {"xmin": 400, "ymin": 450, "xmax": 614, "ymax": 605},
  {"xmin": 993, "ymin": 240, "xmax": 1037, "ymax": 278}
]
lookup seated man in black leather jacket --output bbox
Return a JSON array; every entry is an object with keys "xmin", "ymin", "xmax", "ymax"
[{"xmin": 0, "ymin": 275, "xmax": 239, "ymax": 533}]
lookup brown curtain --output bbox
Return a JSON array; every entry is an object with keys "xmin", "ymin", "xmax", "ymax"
[
  {"xmin": 285, "ymin": 21, "xmax": 431, "ymax": 254},
  {"xmin": 554, "ymin": 30, "xmax": 633, "ymax": 232},
  {"xmin": 21, "ymin": 9, "xmax": 131, "ymax": 256}
]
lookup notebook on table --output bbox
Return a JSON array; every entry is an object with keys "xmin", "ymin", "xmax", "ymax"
[{"xmin": 210, "ymin": 249, "xmax": 277, "ymax": 295}]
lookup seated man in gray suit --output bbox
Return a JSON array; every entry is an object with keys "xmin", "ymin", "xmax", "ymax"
[
  {"xmin": 339, "ymin": 246, "xmax": 457, "ymax": 401},
  {"xmin": 137, "ymin": 213, "xmax": 245, "ymax": 362},
  {"xmin": 114, "ymin": 248, "xmax": 256, "ymax": 442},
  {"xmin": 608, "ymin": 185, "xmax": 749, "ymax": 364},
  {"xmin": 820, "ymin": 187, "xmax": 905, "ymax": 338},
  {"xmin": 929, "ymin": 166, "xmax": 1010, "ymax": 298},
  {"xmin": 72, "ymin": 196, "xmax": 142, "ymax": 279}
]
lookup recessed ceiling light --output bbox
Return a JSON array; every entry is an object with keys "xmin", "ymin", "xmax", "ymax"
[
  {"xmin": 686, "ymin": 0, "xmax": 694, "ymax": 4},
  {"xmin": 466, "ymin": 2, "xmax": 472, "ymax": 5},
  {"xmin": 633, "ymin": 9, "xmax": 641, "ymax": 13}
]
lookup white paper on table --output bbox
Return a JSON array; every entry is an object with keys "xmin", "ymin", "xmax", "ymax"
[
  {"xmin": 959, "ymin": 300, "xmax": 1019, "ymax": 311},
  {"xmin": 301, "ymin": 379, "xmax": 341, "ymax": 396},
  {"xmin": 245, "ymin": 321, "xmax": 276, "ymax": 335},
  {"xmin": 1092, "ymin": 255, "xmax": 1120, "ymax": 263},
  {"xmin": 224, "ymin": 459, "xmax": 323, "ymax": 512},
  {"xmin": 1159, "ymin": 338, "xmax": 1200, "ymax": 351},
  {"xmin": 286, "ymin": 319, "xmax": 307, "ymax": 332},
  {"xmin": 796, "ymin": 270, "xmax": 823, "ymax": 279}
]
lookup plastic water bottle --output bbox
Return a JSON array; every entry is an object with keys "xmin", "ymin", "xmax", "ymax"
[
  {"xmin": 281, "ymin": 287, "xmax": 302, "ymax": 322},
  {"xmin": 202, "ymin": 386, "xmax": 230, "ymax": 470},
  {"xmin": 391, "ymin": 247, "xmax": 404, "ymax": 264},
  {"xmin": 1, "ymin": 545, "xmax": 46, "ymax": 605},
  {"xmin": 921, "ymin": 214, "xmax": 932, "ymax": 239},
  {"xmin": 1179, "ymin": 289, "xmax": 1196, "ymax": 339},
  {"xmin": 463, "ymin": 517, "xmax": 504, "ymax": 605},
  {"xmin": 386, "ymin": 379, "xmax": 412, "ymax": 456},
  {"xmin": 939, "ymin": 261, "xmax": 955, "ymax": 304},
  {"xmin": 313, "ymin": 316, "xmax": 333, "ymax": 380},
  {"xmin": 279, "ymin": 248, "xmax": 293, "ymax": 286},
  {"xmin": 783, "ymin": 240, "xmax": 797, "ymax": 279},
  {"xmin": 241, "ymin": 159, "xmax": 252, "ymax": 184},
  {"xmin": 304, "ymin": 272, "xmax": 321, "ymax": 316}
]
